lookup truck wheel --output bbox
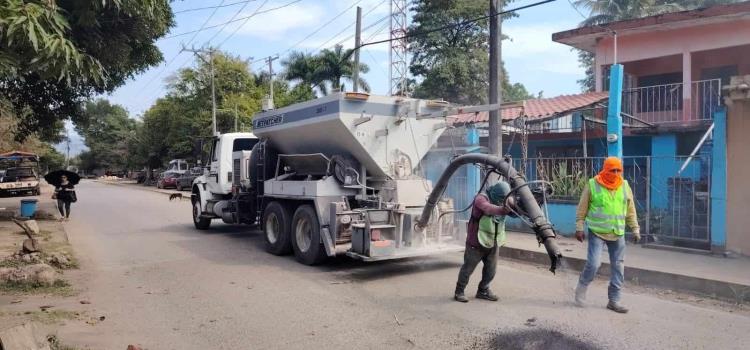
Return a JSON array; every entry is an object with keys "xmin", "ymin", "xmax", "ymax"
[
  {"xmin": 291, "ymin": 205, "xmax": 327, "ymax": 265},
  {"xmin": 192, "ymin": 198, "xmax": 211, "ymax": 230},
  {"xmin": 263, "ymin": 201, "xmax": 292, "ymax": 255}
]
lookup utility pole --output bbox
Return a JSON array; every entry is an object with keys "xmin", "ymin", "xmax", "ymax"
[
  {"xmin": 488, "ymin": 0, "xmax": 503, "ymax": 159},
  {"xmin": 65, "ymin": 128, "xmax": 70, "ymax": 169},
  {"xmin": 352, "ymin": 6, "xmax": 363, "ymax": 92},
  {"xmin": 182, "ymin": 45, "xmax": 217, "ymax": 135},
  {"xmin": 265, "ymin": 55, "xmax": 279, "ymax": 109},
  {"xmin": 234, "ymin": 104, "xmax": 238, "ymax": 132}
]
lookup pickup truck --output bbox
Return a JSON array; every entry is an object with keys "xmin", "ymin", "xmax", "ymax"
[{"xmin": 0, "ymin": 167, "xmax": 40, "ymax": 196}]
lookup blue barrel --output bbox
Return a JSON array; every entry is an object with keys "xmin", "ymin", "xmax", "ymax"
[{"xmin": 20, "ymin": 199, "xmax": 38, "ymax": 218}]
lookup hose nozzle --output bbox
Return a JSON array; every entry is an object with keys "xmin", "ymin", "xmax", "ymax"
[{"xmin": 542, "ymin": 237, "xmax": 563, "ymax": 274}]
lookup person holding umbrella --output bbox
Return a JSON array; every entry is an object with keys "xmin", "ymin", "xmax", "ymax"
[{"xmin": 45, "ymin": 170, "xmax": 80, "ymax": 221}]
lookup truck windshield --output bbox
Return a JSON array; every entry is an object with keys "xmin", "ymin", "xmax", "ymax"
[
  {"xmin": 3, "ymin": 168, "xmax": 36, "ymax": 182},
  {"xmin": 233, "ymin": 138, "xmax": 258, "ymax": 152}
]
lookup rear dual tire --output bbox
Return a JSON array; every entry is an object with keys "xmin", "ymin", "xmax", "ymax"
[
  {"xmin": 291, "ymin": 205, "xmax": 327, "ymax": 265},
  {"xmin": 263, "ymin": 201, "xmax": 293, "ymax": 255}
]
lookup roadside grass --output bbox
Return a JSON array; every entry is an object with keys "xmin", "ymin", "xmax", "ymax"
[{"xmin": 0, "ymin": 279, "xmax": 75, "ymax": 296}]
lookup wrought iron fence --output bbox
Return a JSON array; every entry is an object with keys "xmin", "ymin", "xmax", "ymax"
[
  {"xmin": 622, "ymin": 79, "xmax": 721, "ymax": 124},
  {"xmin": 509, "ymin": 155, "xmax": 712, "ymax": 249}
]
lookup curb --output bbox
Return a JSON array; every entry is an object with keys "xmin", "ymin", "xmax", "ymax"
[
  {"xmin": 95, "ymin": 180, "xmax": 183, "ymax": 197},
  {"xmin": 499, "ymin": 245, "xmax": 750, "ymax": 303}
]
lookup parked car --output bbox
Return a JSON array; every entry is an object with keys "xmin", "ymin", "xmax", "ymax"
[
  {"xmin": 156, "ymin": 171, "xmax": 179, "ymax": 189},
  {"xmin": 176, "ymin": 167, "xmax": 202, "ymax": 191}
]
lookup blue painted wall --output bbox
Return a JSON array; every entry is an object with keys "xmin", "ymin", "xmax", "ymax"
[
  {"xmin": 506, "ymin": 202, "xmax": 578, "ymax": 236},
  {"xmin": 710, "ymin": 108, "xmax": 727, "ymax": 251}
]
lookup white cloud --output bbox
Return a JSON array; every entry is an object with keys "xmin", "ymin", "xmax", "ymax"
[{"xmin": 503, "ymin": 21, "xmax": 582, "ymax": 75}]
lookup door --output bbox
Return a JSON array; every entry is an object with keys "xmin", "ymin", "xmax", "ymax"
[{"xmin": 206, "ymin": 138, "xmax": 222, "ymax": 194}]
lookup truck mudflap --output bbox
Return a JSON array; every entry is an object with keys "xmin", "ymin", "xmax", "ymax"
[{"xmin": 344, "ymin": 244, "xmax": 464, "ymax": 262}]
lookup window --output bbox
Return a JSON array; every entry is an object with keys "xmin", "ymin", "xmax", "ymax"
[
  {"xmin": 211, "ymin": 139, "xmax": 220, "ymax": 161},
  {"xmin": 232, "ymin": 138, "xmax": 259, "ymax": 152}
]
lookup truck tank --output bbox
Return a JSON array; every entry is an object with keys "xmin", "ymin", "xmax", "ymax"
[{"xmin": 251, "ymin": 92, "xmax": 450, "ymax": 180}]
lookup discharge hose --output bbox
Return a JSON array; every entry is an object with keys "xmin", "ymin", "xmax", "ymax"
[{"xmin": 415, "ymin": 154, "xmax": 563, "ymax": 273}]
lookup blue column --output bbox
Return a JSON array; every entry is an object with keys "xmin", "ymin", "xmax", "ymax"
[
  {"xmin": 607, "ymin": 64, "xmax": 624, "ymax": 159},
  {"xmin": 467, "ymin": 126, "xmax": 480, "ymax": 196},
  {"xmin": 710, "ymin": 108, "xmax": 727, "ymax": 253}
]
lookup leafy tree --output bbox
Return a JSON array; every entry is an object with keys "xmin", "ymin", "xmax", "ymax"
[
  {"xmin": 315, "ymin": 45, "xmax": 370, "ymax": 93},
  {"xmin": 0, "ymin": 0, "xmax": 173, "ymax": 141},
  {"xmin": 132, "ymin": 50, "xmax": 314, "ymax": 168},
  {"xmin": 282, "ymin": 51, "xmax": 327, "ymax": 95},
  {"xmin": 75, "ymin": 99, "xmax": 136, "ymax": 172},
  {"xmin": 408, "ymin": 0, "xmax": 532, "ymax": 104}
]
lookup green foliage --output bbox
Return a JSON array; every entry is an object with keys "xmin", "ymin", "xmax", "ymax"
[
  {"xmin": 0, "ymin": 0, "xmax": 174, "ymax": 141},
  {"xmin": 537, "ymin": 160, "xmax": 589, "ymax": 200},
  {"xmin": 75, "ymin": 99, "xmax": 136, "ymax": 172},
  {"xmin": 130, "ymin": 50, "xmax": 314, "ymax": 169},
  {"xmin": 282, "ymin": 45, "xmax": 370, "ymax": 95},
  {"xmin": 408, "ymin": 0, "xmax": 532, "ymax": 104}
]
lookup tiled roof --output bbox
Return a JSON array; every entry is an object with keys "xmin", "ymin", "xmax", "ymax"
[{"xmin": 452, "ymin": 91, "xmax": 609, "ymax": 125}]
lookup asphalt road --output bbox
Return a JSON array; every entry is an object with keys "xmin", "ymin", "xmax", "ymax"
[{"xmin": 58, "ymin": 181, "xmax": 750, "ymax": 349}]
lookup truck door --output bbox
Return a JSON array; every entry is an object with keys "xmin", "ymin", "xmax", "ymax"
[{"xmin": 207, "ymin": 138, "xmax": 222, "ymax": 194}]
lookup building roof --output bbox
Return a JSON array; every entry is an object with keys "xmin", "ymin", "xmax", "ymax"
[
  {"xmin": 553, "ymin": 2, "xmax": 750, "ymax": 51},
  {"xmin": 452, "ymin": 91, "xmax": 609, "ymax": 125},
  {"xmin": 0, "ymin": 151, "xmax": 38, "ymax": 159}
]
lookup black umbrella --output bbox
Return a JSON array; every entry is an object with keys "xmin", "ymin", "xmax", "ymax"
[{"xmin": 44, "ymin": 170, "xmax": 81, "ymax": 187}]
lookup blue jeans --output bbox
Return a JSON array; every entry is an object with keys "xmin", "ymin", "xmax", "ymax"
[{"xmin": 578, "ymin": 232, "xmax": 626, "ymax": 303}]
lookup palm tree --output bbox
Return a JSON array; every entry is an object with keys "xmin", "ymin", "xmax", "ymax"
[
  {"xmin": 573, "ymin": 0, "xmax": 685, "ymax": 26},
  {"xmin": 315, "ymin": 45, "xmax": 370, "ymax": 93},
  {"xmin": 282, "ymin": 51, "xmax": 327, "ymax": 95}
]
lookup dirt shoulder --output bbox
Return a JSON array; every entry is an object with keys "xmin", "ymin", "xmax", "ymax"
[{"xmin": 0, "ymin": 187, "xmax": 94, "ymax": 348}]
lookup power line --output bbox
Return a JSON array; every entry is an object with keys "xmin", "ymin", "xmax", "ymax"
[
  {"xmin": 216, "ymin": 0, "xmax": 271, "ymax": 48},
  {"xmin": 312, "ymin": 0, "xmax": 387, "ymax": 52},
  {"xmin": 135, "ymin": 0, "xmax": 228, "ymax": 99},
  {"xmin": 174, "ymin": 0, "xmax": 258, "ymax": 15},
  {"xmin": 164, "ymin": 0, "xmax": 304, "ymax": 39},
  {"xmin": 358, "ymin": 0, "xmax": 557, "ymax": 50},
  {"xmin": 281, "ymin": 0, "xmax": 363, "ymax": 55}
]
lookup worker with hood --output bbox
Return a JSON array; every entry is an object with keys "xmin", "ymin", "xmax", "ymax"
[
  {"xmin": 574, "ymin": 157, "xmax": 640, "ymax": 313},
  {"xmin": 454, "ymin": 180, "xmax": 513, "ymax": 303}
]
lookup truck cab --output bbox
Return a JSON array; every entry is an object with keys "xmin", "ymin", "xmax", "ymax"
[{"xmin": 191, "ymin": 133, "xmax": 258, "ymax": 228}]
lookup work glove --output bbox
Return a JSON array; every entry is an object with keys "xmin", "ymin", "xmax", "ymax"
[
  {"xmin": 633, "ymin": 232, "xmax": 641, "ymax": 244},
  {"xmin": 575, "ymin": 230, "xmax": 585, "ymax": 242}
]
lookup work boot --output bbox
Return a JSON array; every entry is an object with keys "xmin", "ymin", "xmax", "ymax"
[
  {"xmin": 454, "ymin": 288, "xmax": 469, "ymax": 303},
  {"xmin": 476, "ymin": 289, "xmax": 499, "ymax": 301},
  {"xmin": 607, "ymin": 301, "xmax": 629, "ymax": 314},
  {"xmin": 574, "ymin": 284, "xmax": 587, "ymax": 307}
]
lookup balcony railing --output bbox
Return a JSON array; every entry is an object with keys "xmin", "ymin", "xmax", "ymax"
[{"xmin": 622, "ymin": 79, "xmax": 722, "ymax": 124}]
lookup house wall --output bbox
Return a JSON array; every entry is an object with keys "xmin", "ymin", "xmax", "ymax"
[
  {"xmin": 726, "ymin": 95, "xmax": 750, "ymax": 255},
  {"xmin": 595, "ymin": 19, "xmax": 750, "ymax": 91}
]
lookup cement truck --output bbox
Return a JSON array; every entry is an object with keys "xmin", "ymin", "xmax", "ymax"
[{"xmin": 190, "ymin": 92, "xmax": 562, "ymax": 270}]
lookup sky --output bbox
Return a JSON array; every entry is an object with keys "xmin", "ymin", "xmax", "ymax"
[{"xmin": 60, "ymin": 0, "xmax": 587, "ymax": 156}]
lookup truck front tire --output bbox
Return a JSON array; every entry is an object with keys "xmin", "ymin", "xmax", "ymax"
[
  {"xmin": 263, "ymin": 201, "xmax": 292, "ymax": 255},
  {"xmin": 291, "ymin": 205, "xmax": 327, "ymax": 265},
  {"xmin": 192, "ymin": 198, "xmax": 211, "ymax": 230}
]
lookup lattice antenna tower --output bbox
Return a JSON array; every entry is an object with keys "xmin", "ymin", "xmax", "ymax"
[{"xmin": 389, "ymin": 0, "xmax": 408, "ymax": 96}]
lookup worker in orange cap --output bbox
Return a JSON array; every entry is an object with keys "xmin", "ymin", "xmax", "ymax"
[{"xmin": 574, "ymin": 157, "xmax": 640, "ymax": 313}]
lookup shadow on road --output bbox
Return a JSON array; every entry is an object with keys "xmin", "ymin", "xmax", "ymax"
[{"xmin": 159, "ymin": 222, "xmax": 462, "ymax": 282}]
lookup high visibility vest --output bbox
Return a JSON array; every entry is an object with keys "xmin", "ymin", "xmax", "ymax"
[
  {"xmin": 478, "ymin": 214, "xmax": 506, "ymax": 248},
  {"xmin": 586, "ymin": 178, "xmax": 628, "ymax": 236}
]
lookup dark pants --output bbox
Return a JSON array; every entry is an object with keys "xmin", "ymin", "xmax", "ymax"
[
  {"xmin": 57, "ymin": 199, "xmax": 71, "ymax": 218},
  {"xmin": 456, "ymin": 244, "xmax": 498, "ymax": 293}
]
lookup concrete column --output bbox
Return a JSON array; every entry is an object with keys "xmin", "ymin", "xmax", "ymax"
[
  {"xmin": 710, "ymin": 108, "xmax": 727, "ymax": 253},
  {"xmin": 595, "ymin": 63, "xmax": 604, "ymax": 92},
  {"xmin": 682, "ymin": 51, "xmax": 693, "ymax": 120},
  {"xmin": 607, "ymin": 64, "xmax": 624, "ymax": 159}
]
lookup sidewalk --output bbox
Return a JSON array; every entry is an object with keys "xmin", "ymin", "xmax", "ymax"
[{"xmin": 501, "ymin": 231, "xmax": 750, "ymax": 302}]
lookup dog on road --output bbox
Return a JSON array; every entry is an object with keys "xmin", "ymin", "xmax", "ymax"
[{"xmin": 169, "ymin": 193, "xmax": 184, "ymax": 201}]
